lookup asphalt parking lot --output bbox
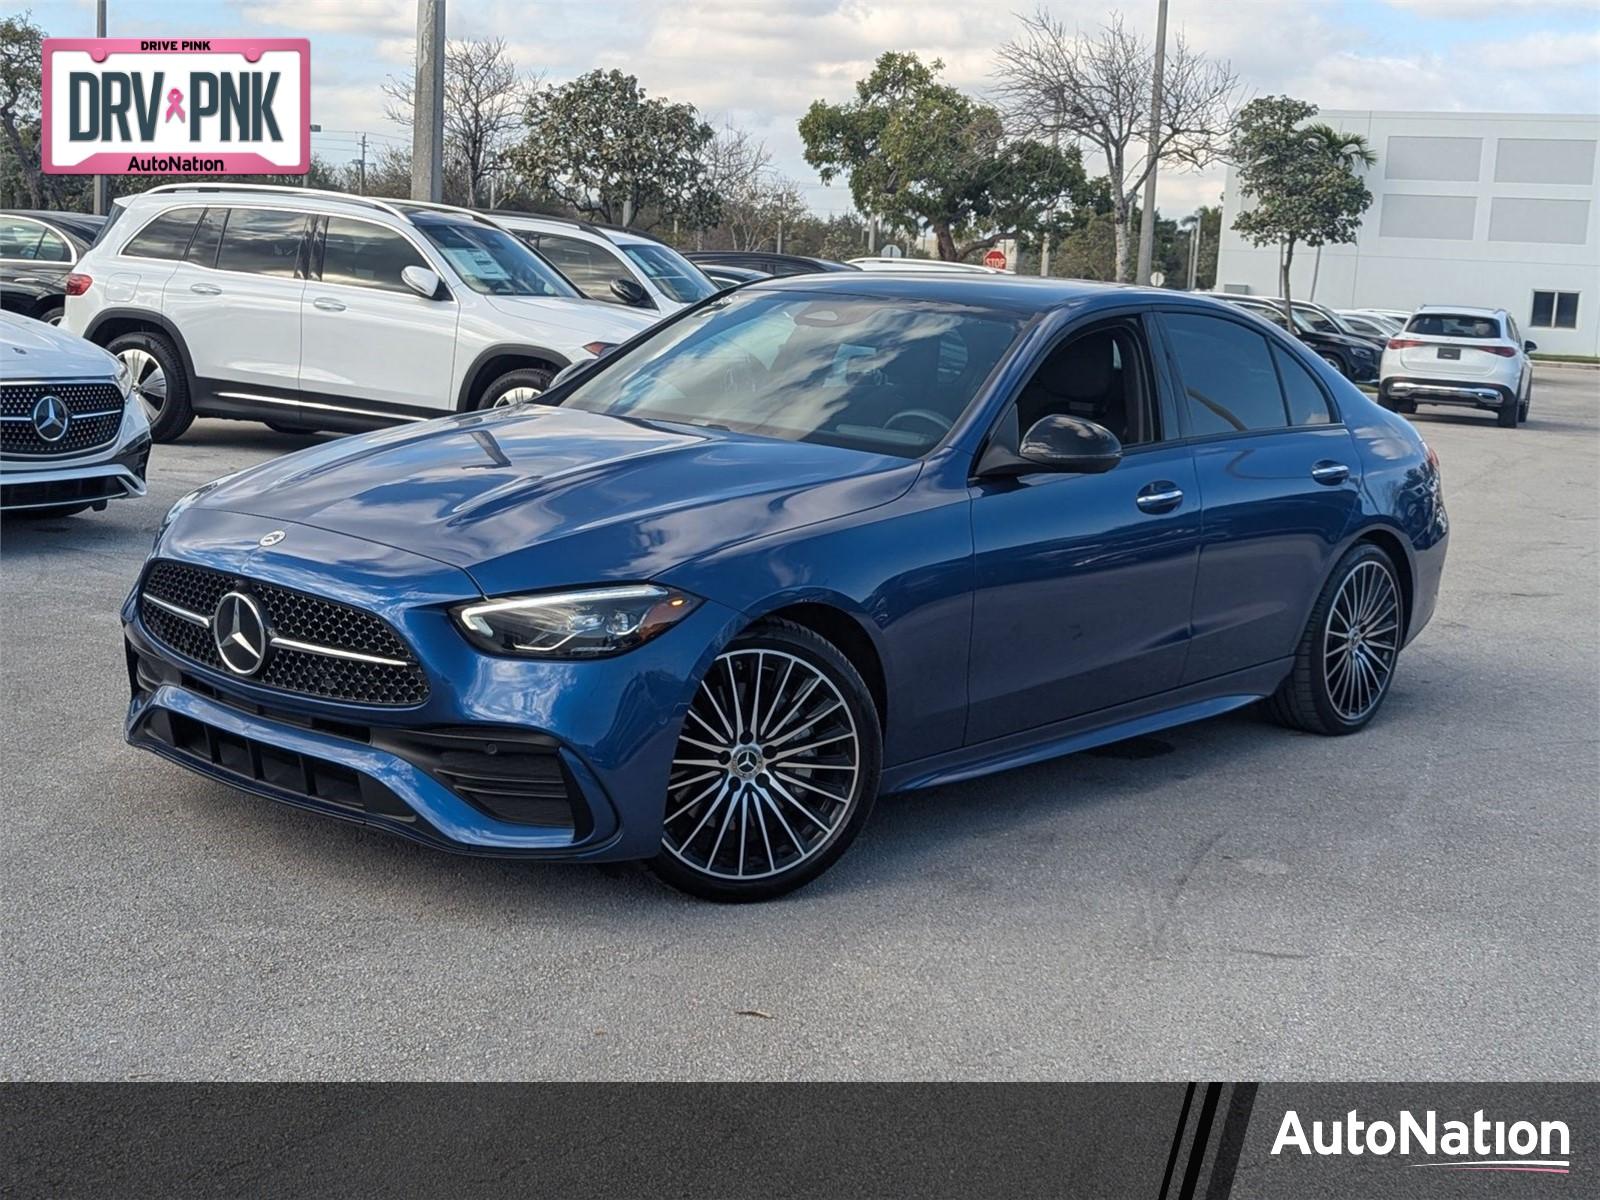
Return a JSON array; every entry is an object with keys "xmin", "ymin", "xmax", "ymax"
[{"xmin": 2, "ymin": 367, "xmax": 1596, "ymax": 1081}]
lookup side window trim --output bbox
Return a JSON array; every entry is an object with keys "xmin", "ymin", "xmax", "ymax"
[
  {"xmin": 0, "ymin": 217, "xmax": 75, "ymax": 264},
  {"xmin": 208, "ymin": 206, "xmax": 311, "ymax": 279}
]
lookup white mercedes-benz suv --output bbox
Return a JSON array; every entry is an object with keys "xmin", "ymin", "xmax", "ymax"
[
  {"xmin": 1, "ymin": 309, "xmax": 150, "ymax": 516},
  {"xmin": 1379, "ymin": 305, "xmax": 1536, "ymax": 429},
  {"xmin": 64, "ymin": 185, "xmax": 658, "ymax": 442}
]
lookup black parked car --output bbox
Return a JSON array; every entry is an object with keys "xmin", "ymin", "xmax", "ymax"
[
  {"xmin": 688, "ymin": 250, "xmax": 859, "ymax": 277},
  {"xmin": 0, "ymin": 210, "xmax": 106, "ymax": 326},
  {"xmin": 1224, "ymin": 297, "xmax": 1381, "ymax": 383},
  {"xmin": 698, "ymin": 262, "xmax": 770, "ymax": 289}
]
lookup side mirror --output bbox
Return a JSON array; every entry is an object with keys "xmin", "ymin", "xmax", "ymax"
[
  {"xmin": 401, "ymin": 265, "xmax": 443, "ymax": 299},
  {"xmin": 610, "ymin": 277, "xmax": 650, "ymax": 307},
  {"xmin": 977, "ymin": 412, "xmax": 1123, "ymax": 478},
  {"xmin": 1524, "ymin": 340, "xmax": 1538, "ymax": 353}
]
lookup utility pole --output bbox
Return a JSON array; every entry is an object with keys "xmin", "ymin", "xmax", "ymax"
[
  {"xmin": 1184, "ymin": 213, "xmax": 1201, "ymax": 290},
  {"xmin": 93, "ymin": 0, "xmax": 107, "ymax": 215},
  {"xmin": 1041, "ymin": 97, "xmax": 1061, "ymax": 277},
  {"xmin": 355, "ymin": 133, "xmax": 368, "ymax": 196},
  {"xmin": 411, "ymin": 0, "xmax": 446, "ymax": 202},
  {"xmin": 1134, "ymin": 0, "xmax": 1169, "ymax": 285}
]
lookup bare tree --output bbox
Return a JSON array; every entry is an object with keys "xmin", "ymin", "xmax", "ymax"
[
  {"xmin": 698, "ymin": 124, "xmax": 806, "ymax": 250},
  {"xmin": 994, "ymin": 8, "xmax": 1237, "ymax": 282},
  {"xmin": 385, "ymin": 37, "xmax": 535, "ymax": 207}
]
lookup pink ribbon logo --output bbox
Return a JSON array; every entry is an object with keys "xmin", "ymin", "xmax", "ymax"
[{"xmin": 164, "ymin": 88, "xmax": 185, "ymax": 123}]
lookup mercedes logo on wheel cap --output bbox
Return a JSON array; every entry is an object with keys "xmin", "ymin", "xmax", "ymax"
[
  {"xmin": 30, "ymin": 395, "xmax": 70, "ymax": 443},
  {"xmin": 213, "ymin": 591, "xmax": 269, "ymax": 676}
]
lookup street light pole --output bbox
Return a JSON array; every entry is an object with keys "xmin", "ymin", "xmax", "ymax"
[
  {"xmin": 411, "ymin": 0, "xmax": 446, "ymax": 202},
  {"xmin": 1134, "ymin": 0, "xmax": 1168, "ymax": 285},
  {"xmin": 93, "ymin": 0, "xmax": 108, "ymax": 215}
]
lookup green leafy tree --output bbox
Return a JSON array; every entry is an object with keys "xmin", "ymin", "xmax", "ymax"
[
  {"xmin": 1302, "ymin": 122, "xmax": 1376, "ymax": 298},
  {"xmin": 509, "ymin": 70, "xmax": 718, "ymax": 230},
  {"xmin": 799, "ymin": 51, "xmax": 1087, "ymax": 262},
  {"xmin": 0, "ymin": 12, "xmax": 60, "ymax": 209},
  {"xmin": 1229, "ymin": 97, "xmax": 1373, "ymax": 318}
]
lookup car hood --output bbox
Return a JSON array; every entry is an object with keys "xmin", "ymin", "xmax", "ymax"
[
  {"xmin": 1, "ymin": 311, "xmax": 119, "ymax": 378},
  {"xmin": 191, "ymin": 405, "xmax": 919, "ymax": 597},
  {"xmin": 483, "ymin": 294, "xmax": 658, "ymax": 345}
]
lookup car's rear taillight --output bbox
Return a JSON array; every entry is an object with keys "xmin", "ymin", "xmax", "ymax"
[
  {"xmin": 64, "ymin": 272, "xmax": 92, "ymax": 296},
  {"xmin": 1386, "ymin": 337, "xmax": 1424, "ymax": 350},
  {"xmin": 1484, "ymin": 345, "xmax": 1518, "ymax": 357}
]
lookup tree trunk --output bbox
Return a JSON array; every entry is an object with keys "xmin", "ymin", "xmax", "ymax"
[
  {"xmin": 1113, "ymin": 195, "xmax": 1134, "ymax": 283},
  {"xmin": 1280, "ymin": 241, "xmax": 1295, "ymax": 328},
  {"xmin": 933, "ymin": 222, "xmax": 958, "ymax": 262}
]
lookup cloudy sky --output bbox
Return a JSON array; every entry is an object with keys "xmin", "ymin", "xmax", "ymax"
[{"xmin": 30, "ymin": 0, "xmax": 1600, "ymax": 217}]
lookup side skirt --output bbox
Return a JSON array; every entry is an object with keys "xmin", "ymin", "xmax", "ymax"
[
  {"xmin": 881, "ymin": 658, "xmax": 1294, "ymax": 794},
  {"xmin": 190, "ymin": 379, "xmax": 444, "ymax": 433}
]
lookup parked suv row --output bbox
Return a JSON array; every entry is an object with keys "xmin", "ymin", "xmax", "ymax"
[
  {"xmin": 64, "ymin": 185, "xmax": 657, "ymax": 442},
  {"xmin": 1, "ymin": 210, "xmax": 106, "ymax": 326}
]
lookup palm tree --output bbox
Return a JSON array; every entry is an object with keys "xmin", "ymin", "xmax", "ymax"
[{"xmin": 1303, "ymin": 123, "xmax": 1376, "ymax": 300}]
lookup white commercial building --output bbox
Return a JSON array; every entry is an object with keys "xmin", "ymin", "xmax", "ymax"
[{"xmin": 1215, "ymin": 110, "xmax": 1600, "ymax": 356}]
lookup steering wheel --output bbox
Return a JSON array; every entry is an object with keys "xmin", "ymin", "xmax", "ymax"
[{"xmin": 884, "ymin": 408, "xmax": 954, "ymax": 438}]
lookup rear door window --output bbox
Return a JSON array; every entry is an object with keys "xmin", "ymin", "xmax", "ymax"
[
  {"xmin": 0, "ymin": 217, "xmax": 46, "ymax": 260},
  {"xmin": 1272, "ymin": 344, "xmax": 1335, "ymax": 425},
  {"xmin": 215, "ymin": 209, "xmax": 308, "ymax": 277},
  {"xmin": 185, "ymin": 208, "xmax": 227, "ymax": 267},
  {"xmin": 1162, "ymin": 312, "xmax": 1289, "ymax": 436},
  {"xmin": 121, "ymin": 209, "xmax": 203, "ymax": 261}
]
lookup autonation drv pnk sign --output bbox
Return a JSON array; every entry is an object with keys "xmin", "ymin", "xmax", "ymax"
[{"xmin": 41, "ymin": 38, "xmax": 309, "ymax": 175}]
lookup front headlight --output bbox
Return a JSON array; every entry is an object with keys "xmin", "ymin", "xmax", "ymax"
[{"xmin": 453, "ymin": 584, "xmax": 701, "ymax": 658}]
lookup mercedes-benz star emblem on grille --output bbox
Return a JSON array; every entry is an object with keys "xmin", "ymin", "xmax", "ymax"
[
  {"xmin": 30, "ymin": 394, "xmax": 70, "ymax": 443},
  {"xmin": 213, "ymin": 591, "xmax": 269, "ymax": 676},
  {"xmin": 258, "ymin": 530, "xmax": 286, "ymax": 548}
]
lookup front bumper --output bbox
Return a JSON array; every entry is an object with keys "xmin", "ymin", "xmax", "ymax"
[
  {"xmin": 1382, "ymin": 377, "xmax": 1512, "ymax": 412},
  {"xmin": 0, "ymin": 436, "xmax": 150, "ymax": 511},
  {"xmin": 122, "ymin": 521, "xmax": 743, "ymax": 863}
]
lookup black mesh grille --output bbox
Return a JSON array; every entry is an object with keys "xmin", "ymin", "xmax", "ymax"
[
  {"xmin": 140, "ymin": 559, "xmax": 429, "ymax": 707},
  {"xmin": 1, "ymin": 381, "xmax": 125, "ymax": 457}
]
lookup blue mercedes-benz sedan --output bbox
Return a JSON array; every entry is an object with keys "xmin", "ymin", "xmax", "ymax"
[{"xmin": 123, "ymin": 275, "xmax": 1448, "ymax": 900}]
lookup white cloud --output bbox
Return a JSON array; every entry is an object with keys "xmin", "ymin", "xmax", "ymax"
[{"xmin": 232, "ymin": 0, "xmax": 415, "ymax": 36}]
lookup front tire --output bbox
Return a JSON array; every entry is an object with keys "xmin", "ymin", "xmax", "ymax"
[
  {"xmin": 476, "ymin": 367, "xmax": 553, "ymax": 410},
  {"xmin": 1319, "ymin": 352, "xmax": 1348, "ymax": 378},
  {"xmin": 108, "ymin": 330, "xmax": 193, "ymax": 442},
  {"xmin": 1266, "ymin": 543, "xmax": 1403, "ymax": 735},
  {"xmin": 650, "ymin": 619, "xmax": 882, "ymax": 902}
]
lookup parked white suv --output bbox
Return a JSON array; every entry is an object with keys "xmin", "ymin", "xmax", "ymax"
[
  {"xmin": 1, "ymin": 310, "xmax": 150, "ymax": 516},
  {"xmin": 1379, "ymin": 305, "xmax": 1535, "ymax": 429},
  {"xmin": 484, "ymin": 213, "xmax": 719, "ymax": 316},
  {"xmin": 63, "ymin": 185, "xmax": 657, "ymax": 442}
]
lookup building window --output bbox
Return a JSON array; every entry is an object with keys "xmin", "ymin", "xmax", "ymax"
[{"xmin": 1531, "ymin": 291, "xmax": 1580, "ymax": 329}]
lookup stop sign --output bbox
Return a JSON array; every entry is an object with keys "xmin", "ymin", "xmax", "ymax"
[{"xmin": 983, "ymin": 248, "xmax": 1007, "ymax": 270}]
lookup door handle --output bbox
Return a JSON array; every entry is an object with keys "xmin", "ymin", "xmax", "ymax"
[
  {"xmin": 1135, "ymin": 481, "xmax": 1184, "ymax": 514},
  {"xmin": 189, "ymin": 283, "xmax": 222, "ymax": 295},
  {"xmin": 312, "ymin": 297, "xmax": 346, "ymax": 312},
  {"xmin": 1310, "ymin": 461, "xmax": 1350, "ymax": 485}
]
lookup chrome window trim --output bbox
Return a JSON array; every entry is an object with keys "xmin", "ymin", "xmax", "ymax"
[{"xmin": 0, "ymin": 216, "xmax": 78, "ymax": 266}]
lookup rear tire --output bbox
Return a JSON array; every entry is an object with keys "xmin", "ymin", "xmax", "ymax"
[
  {"xmin": 1319, "ymin": 352, "xmax": 1348, "ymax": 378},
  {"xmin": 37, "ymin": 304, "xmax": 64, "ymax": 326},
  {"xmin": 108, "ymin": 330, "xmax": 193, "ymax": 443},
  {"xmin": 650, "ymin": 619, "xmax": 882, "ymax": 902},
  {"xmin": 476, "ymin": 368, "xmax": 553, "ymax": 410},
  {"xmin": 1518, "ymin": 381, "xmax": 1531, "ymax": 423},
  {"xmin": 1266, "ymin": 543, "xmax": 1403, "ymax": 736}
]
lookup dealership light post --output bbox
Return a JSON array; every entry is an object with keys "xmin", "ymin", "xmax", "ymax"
[
  {"xmin": 1134, "ymin": 0, "xmax": 1169, "ymax": 286},
  {"xmin": 411, "ymin": 0, "xmax": 446, "ymax": 202},
  {"xmin": 92, "ymin": 0, "xmax": 107, "ymax": 215}
]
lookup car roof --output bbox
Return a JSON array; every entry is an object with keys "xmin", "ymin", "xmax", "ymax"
[
  {"xmin": 741, "ymin": 271, "xmax": 1208, "ymax": 315},
  {"xmin": 2, "ymin": 209, "xmax": 105, "ymax": 239},
  {"xmin": 690, "ymin": 251, "xmax": 858, "ymax": 272}
]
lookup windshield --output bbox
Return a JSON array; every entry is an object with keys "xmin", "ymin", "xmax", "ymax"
[
  {"xmin": 621, "ymin": 242, "xmax": 718, "ymax": 304},
  {"xmin": 415, "ymin": 219, "xmax": 580, "ymax": 298},
  {"xmin": 560, "ymin": 291, "xmax": 1025, "ymax": 458}
]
